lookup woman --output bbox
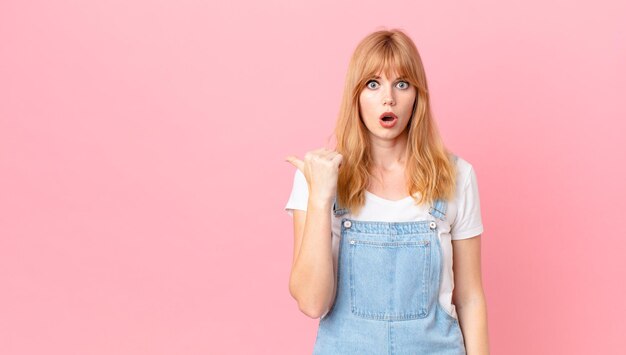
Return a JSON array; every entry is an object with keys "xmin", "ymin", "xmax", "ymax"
[{"xmin": 284, "ymin": 29, "xmax": 489, "ymax": 354}]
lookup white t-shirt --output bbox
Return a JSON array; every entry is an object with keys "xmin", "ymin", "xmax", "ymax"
[{"xmin": 284, "ymin": 156, "xmax": 484, "ymax": 320}]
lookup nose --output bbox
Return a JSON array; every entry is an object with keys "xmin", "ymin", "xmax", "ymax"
[{"xmin": 383, "ymin": 87, "xmax": 395, "ymax": 106}]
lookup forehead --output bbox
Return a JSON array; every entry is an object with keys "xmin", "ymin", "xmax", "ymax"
[
  {"xmin": 371, "ymin": 71, "xmax": 404, "ymax": 80},
  {"xmin": 366, "ymin": 60, "xmax": 409, "ymax": 80}
]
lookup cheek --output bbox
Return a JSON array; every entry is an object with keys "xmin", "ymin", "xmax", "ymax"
[
  {"xmin": 401, "ymin": 92, "xmax": 417, "ymax": 111},
  {"xmin": 359, "ymin": 93, "xmax": 377, "ymax": 116}
]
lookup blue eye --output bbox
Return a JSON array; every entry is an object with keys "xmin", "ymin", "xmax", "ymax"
[
  {"xmin": 396, "ymin": 81, "xmax": 409, "ymax": 89},
  {"xmin": 366, "ymin": 80, "xmax": 379, "ymax": 89}
]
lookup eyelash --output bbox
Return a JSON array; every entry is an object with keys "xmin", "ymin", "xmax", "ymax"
[{"xmin": 366, "ymin": 80, "xmax": 410, "ymax": 90}]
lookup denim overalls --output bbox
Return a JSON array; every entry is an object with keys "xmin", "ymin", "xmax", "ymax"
[{"xmin": 312, "ymin": 190, "xmax": 466, "ymax": 354}]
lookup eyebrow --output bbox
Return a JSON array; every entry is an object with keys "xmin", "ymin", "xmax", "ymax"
[{"xmin": 371, "ymin": 75, "xmax": 407, "ymax": 81}]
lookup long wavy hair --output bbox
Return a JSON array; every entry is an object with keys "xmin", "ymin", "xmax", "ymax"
[{"xmin": 334, "ymin": 29, "xmax": 457, "ymax": 216}]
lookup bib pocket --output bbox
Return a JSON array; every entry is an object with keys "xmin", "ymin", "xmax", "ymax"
[{"xmin": 348, "ymin": 236, "xmax": 432, "ymax": 321}]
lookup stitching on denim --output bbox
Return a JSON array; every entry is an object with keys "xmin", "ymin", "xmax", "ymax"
[
  {"xmin": 422, "ymin": 239, "xmax": 431, "ymax": 317},
  {"xmin": 349, "ymin": 235, "xmax": 434, "ymax": 321},
  {"xmin": 388, "ymin": 322, "xmax": 393, "ymax": 355},
  {"xmin": 436, "ymin": 302, "xmax": 458, "ymax": 324}
]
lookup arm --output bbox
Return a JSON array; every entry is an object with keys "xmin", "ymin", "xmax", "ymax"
[
  {"xmin": 452, "ymin": 235, "xmax": 490, "ymax": 355},
  {"xmin": 288, "ymin": 201, "xmax": 337, "ymax": 319},
  {"xmin": 285, "ymin": 148, "xmax": 342, "ymax": 319}
]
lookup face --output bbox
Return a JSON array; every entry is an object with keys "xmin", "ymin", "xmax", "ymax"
[{"xmin": 358, "ymin": 71, "xmax": 416, "ymax": 141}]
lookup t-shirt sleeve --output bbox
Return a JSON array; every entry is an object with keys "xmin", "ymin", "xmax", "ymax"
[
  {"xmin": 450, "ymin": 166, "xmax": 484, "ymax": 240},
  {"xmin": 284, "ymin": 169, "xmax": 309, "ymax": 216}
]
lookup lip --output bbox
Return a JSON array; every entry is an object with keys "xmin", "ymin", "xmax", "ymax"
[
  {"xmin": 379, "ymin": 111, "xmax": 398, "ymax": 128},
  {"xmin": 379, "ymin": 112, "xmax": 398, "ymax": 120}
]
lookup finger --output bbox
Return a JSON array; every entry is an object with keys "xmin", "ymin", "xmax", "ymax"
[
  {"xmin": 320, "ymin": 148, "xmax": 337, "ymax": 159},
  {"xmin": 285, "ymin": 156, "xmax": 305, "ymax": 172},
  {"xmin": 331, "ymin": 153, "xmax": 343, "ymax": 167},
  {"xmin": 324, "ymin": 151, "xmax": 338, "ymax": 161},
  {"xmin": 306, "ymin": 148, "xmax": 326, "ymax": 160}
]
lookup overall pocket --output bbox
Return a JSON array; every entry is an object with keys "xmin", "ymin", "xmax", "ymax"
[{"xmin": 348, "ymin": 237, "xmax": 432, "ymax": 320}]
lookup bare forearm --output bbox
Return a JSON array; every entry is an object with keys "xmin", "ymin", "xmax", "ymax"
[
  {"xmin": 289, "ymin": 198, "xmax": 335, "ymax": 318},
  {"xmin": 456, "ymin": 295, "xmax": 490, "ymax": 355}
]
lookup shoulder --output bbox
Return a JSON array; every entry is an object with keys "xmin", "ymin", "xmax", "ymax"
[
  {"xmin": 285, "ymin": 169, "xmax": 310, "ymax": 215},
  {"xmin": 295, "ymin": 168, "xmax": 306, "ymax": 181},
  {"xmin": 447, "ymin": 155, "xmax": 484, "ymax": 239},
  {"xmin": 453, "ymin": 155, "xmax": 474, "ymax": 189},
  {"xmin": 293, "ymin": 169, "xmax": 308, "ymax": 189}
]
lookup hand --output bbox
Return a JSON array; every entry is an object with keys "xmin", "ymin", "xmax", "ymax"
[{"xmin": 285, "ymin": 148, "xmax": 343, "ymax": 204}]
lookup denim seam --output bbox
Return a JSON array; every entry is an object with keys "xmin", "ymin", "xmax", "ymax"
[
  {"xmin": 348, "ymin": 237, "xmax": 433, "ymax": 321},
  {"xmin": 421, "ymin": 240, "xmax": 430, "ymax": 317},
  {"xmin": 436, "ymin": 301, "xmax": 459, "ymax": 324}
]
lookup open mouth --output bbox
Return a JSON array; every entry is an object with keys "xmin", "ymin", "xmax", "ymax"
[
  {"xmin": 379, "ymin": 112, "xmax": 398, "ymax": 128},
  {"xmin": 379, "ymin": 112, "xmax": 398, "ymax": 121}
]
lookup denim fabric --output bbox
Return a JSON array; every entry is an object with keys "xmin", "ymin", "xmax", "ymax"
[{"xmin": 313, "ymin": 194, "xmax": 466, "ymax": 354}]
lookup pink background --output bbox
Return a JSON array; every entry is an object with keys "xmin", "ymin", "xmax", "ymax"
[{"xmin": 1, "ymin": 0, "xmax": 625, "ymax": 354}]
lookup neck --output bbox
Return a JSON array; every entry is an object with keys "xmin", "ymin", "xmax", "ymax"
[{"xmin": 368, "ymin": 131, "xmax": 408, "ymax": 171}]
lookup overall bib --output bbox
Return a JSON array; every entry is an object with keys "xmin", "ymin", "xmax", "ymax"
[{"xmin": 312, "ymin": 194, "xmax": 466, "ymax": 355}]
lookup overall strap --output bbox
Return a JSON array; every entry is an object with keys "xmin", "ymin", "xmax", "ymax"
[
  {"xmin": 332, "ymin": 194, "xmax": 350, "ymax": 216},
  {"xmin": 428, "ymin": 153, "xmax": 457, "ymax": 221},
  {"xmin": 428, "ymin": 199, "xmax": 448, "ymax": 221}
]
